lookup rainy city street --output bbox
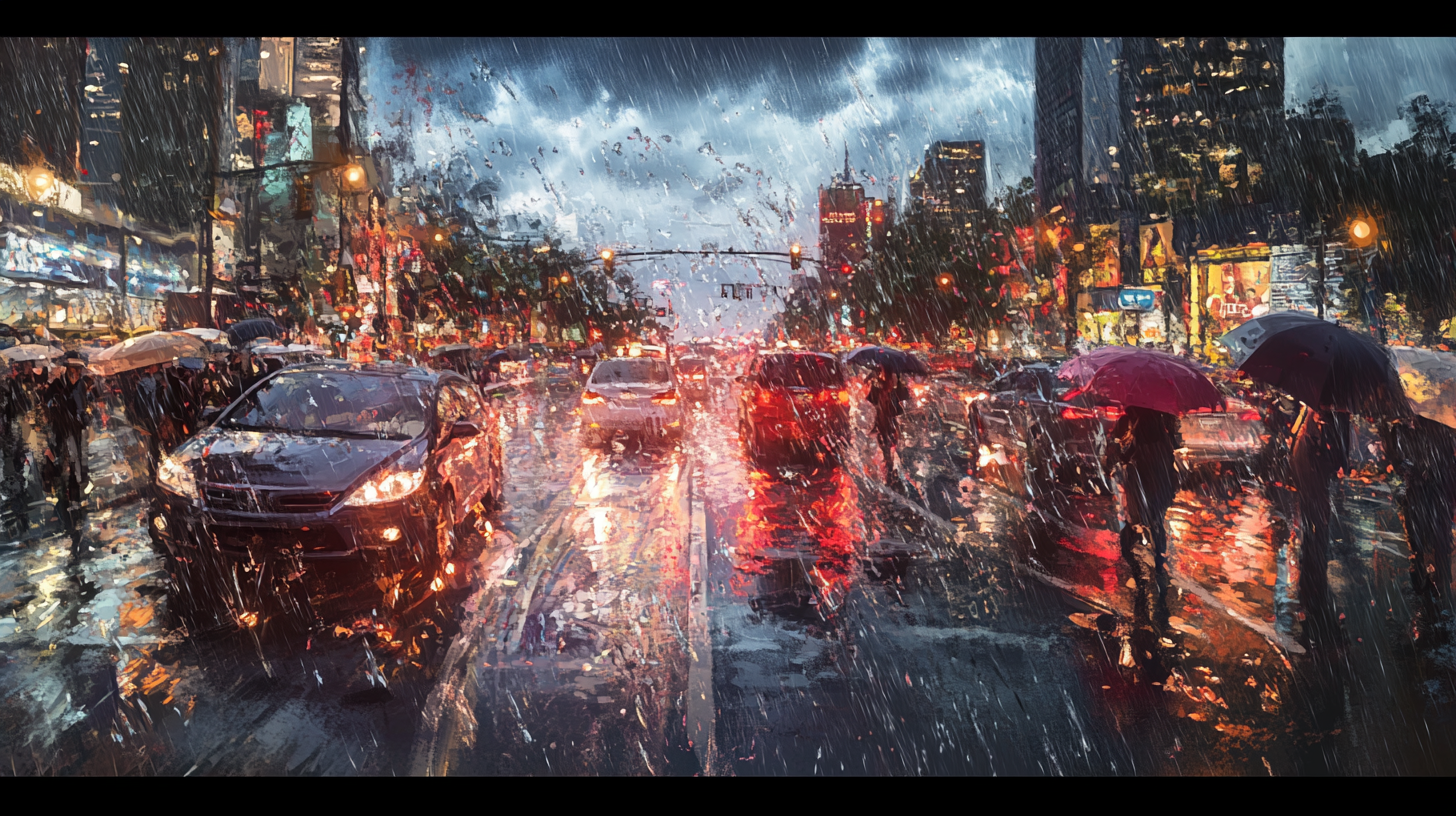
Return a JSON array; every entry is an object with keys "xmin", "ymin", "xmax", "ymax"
[
  {"xmin": 5, "ymin": 372, "xmax": 1456, "ymax": 776},
  {"xmin": 8, "ymin": 37, "xmax": 1456, "ymax": 776}
]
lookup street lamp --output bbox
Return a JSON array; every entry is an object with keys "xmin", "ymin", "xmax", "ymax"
[
  {"xmin": 600, "ymin": 249, "xmax": 615, "ymax": 274},
  {"xmin": 1349, "ymin": 216, "xmax": 1378, "ymax": 248},
  {"xmin": 560, "ymin": 273, "xmax": 572, "ymax": 284},
  {"xmin": 938, "ymin": 274, "xmax": 953, "ymax": 288},
  {"xmin": 434, "ymin": 231, "xmax": 445, "ymax": 243},
  {"xmin": 23, "ymin": 166, "xmax": 54, "ymax": 199},
  {"xmin": 342, "ymin": 163, "xmax": 366, "ymax": 190}
]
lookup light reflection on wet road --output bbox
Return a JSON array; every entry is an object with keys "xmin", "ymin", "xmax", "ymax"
[{"xmin": 4, "ymin": 375, "xmax": 1456, "ymax": 774}]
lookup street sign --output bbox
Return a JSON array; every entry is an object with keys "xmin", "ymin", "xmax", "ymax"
[{"xmin": 1118, "ymin": 289, "xmax": 1157, "ymax": 311}]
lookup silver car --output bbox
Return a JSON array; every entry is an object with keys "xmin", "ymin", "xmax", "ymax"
[{"xmin": 580, "ymin": 357, "xmax": 684, "ymax": 447}]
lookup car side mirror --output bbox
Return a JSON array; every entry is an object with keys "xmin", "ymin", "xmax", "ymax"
[{"xmin": 448, "ymin": 420, "xmax": 481, "ymax": 441}]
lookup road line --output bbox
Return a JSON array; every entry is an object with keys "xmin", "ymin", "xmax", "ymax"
[
  {"xmin": 686, "ymin": 463, "xmax": 715, "ymax": 776},
  {"xmin": 408, "ymin": 467, "xmax": 586, "ymax": 777}
]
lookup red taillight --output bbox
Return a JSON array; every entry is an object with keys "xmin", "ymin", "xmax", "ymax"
[
  {"xmin": 651, "ymin": 389, "xmax": 678, "ymax": 405},
  {"xmin": 1060, "ymin": 406, "xmax": 1099, "ymax": 421},
  {"xmin": 838, "ymin": 390, "xmax": 851, "ymax": 405},
  {"xmin": 1238, "ymin": 409, "xmax": 1261, "ymax": 421},
  {"xmin": 582, "ymin": 391, "xmax": 606, "ymax": 405},
  {"xmin": 1099, "ymin": 406, "xmax": 1124, "ymax": 421}
]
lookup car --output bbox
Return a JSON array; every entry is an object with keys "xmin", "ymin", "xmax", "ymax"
[
  {"xmin": 736, "ymin": 351, "xmax": 851, "ymax": 463},
  {"xmin": 1176, "ymin": 395, "xmax": 1266, "ymax": 471},
  {"xmin": 675, "ymin": 355, "xmax": 711, "ymax": 401},
  {"xmin": 968, "ymin": 364, "xmax": 1121, "ymax": 497},
  {"xmin": 148, "ymin": 361, "xmax": 505, "ymax": 629},
  {"xmin": 580, "ymin": 356, "xmax": 684, "ymax": 447},
  {"xmin": 545, "ymin": 360, "xmax": 578, "ymax": 393}
]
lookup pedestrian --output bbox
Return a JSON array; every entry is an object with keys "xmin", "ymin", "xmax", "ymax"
[
  {"xmin": 1289, "ymin": 399, "xmax": 1352, "ymax": 649},
  {"xmin": 0, "ymin": 362, "xmax": 32, "ymax": 538},
  {"xmin": 163, "ymin": 362, "xmax": 198, "ymax": 439},
  {"xmin": 1105, "ymin": 405, "xmax": 1182, "ymax": 572},
  {"xmin": 868, "ymin": 368, "xmax": 909, "ymax": 479},
  {"xmin": 1381, "ymin": 415, "xmax": 1456, "ymax": 640},
  {"xmin": 43, "ymin": 352, "xmax": 93, "ymax": 551}
]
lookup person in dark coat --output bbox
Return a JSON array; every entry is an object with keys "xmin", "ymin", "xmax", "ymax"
[
  {"xmin": 1289, "ymin": 403, "xmax": 1351, "ymax": 648},
  {"xmin": 1105, "ymin": 406, "xmax": 1182, "ymax": 572},
  {"xmin": 162, "ymin": 363, "xmax": 198, "ymax": 439},
  {"xmin": 1381, "ymin": 415, "xmax": 1456, "ymax": 638},
  {"xmin": 868, "ymin": 369, "xmax": 909, "ymax": 480},
  {"xmin": 0, "ymin": 362, "xmax": 32, "ymax": 537},
  {"xmin": 44, "ymin": 353, "xmax": 93, "ymax": 549}
]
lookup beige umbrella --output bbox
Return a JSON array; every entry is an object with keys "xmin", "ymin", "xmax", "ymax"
[
  {"xmin": 1, "ymin": 344, "xmax": 62, "ymax": 363},
  {"xmin": 90, "ymin": 331, "xmax": 207, "ymax": 376},
  {"xmin": 1392, "ymin": 346, "xmax": 1456, "ymax": 428}
]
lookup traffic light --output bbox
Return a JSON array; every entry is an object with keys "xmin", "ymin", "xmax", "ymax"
[
  {"xmin": 872, "ymin": 199, "xmax": 884, "ymax": 224},
  {"xmin": 790, "ymin": 244, "xmax": 802, "ymax": 270},
  {"xmin": 840, "ymin": 263, "xmax": 853, "ymax": 275},
  {"xmin": 601, "ymin": 249, "xmax": 615, "ymax": 274}
]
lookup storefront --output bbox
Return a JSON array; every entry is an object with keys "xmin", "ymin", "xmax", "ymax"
[{"xmin": 1191, "ymin": 244, "xmax": 1271, "ymax": 360}]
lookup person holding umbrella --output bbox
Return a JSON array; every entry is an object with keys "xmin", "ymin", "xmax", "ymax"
[
  {"xmin": 867, "ymin": 368, "xmax": 910, "ymax": 480},
  {"xmin": 845, "ymin": 346, "xmax": 927, "ymax": 482},
  {"xmin": 1058, "ymin": 346, "xmax": 1223, "ymax": 647},
  {"xmin": 1220, "ymin": 312, "xmax": 1409, "ymax": 649},
  {"xmin": 1384, "ymin": 346, "xmax": 1456, "ymax": 640},
  {"xmin": 43, "ymin": 352, "xmax": 94, "ymax": 551}
]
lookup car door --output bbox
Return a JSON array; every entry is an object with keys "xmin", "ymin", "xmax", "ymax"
[
  {"xmin": 434, "ymin": 383, "xmax": 473, "ymax": 518},
  {"xmin": 454, "ymin": 382, "xmax": 496, "ymax": 507}
]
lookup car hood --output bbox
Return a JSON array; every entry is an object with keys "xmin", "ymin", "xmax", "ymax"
[{"xmin": 175, "ymin": 428, "xmax": 413, "ymax": 492}]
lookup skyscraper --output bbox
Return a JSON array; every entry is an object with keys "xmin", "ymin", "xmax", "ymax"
[
  {"xmin": 1033, "ymin": 38, "xmax": 1126, "ymax": 224},
  {"xmin": 909, "ymin": 140, "xmax": 986, "ymax": 233}
]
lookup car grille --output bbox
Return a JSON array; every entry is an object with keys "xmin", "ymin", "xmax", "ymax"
[
  {"xmin": 274, "ymin": 492, "xmax": 341, "ymax": 512},
  {"xmin": 204, "ymin": 486, "xmax": 339, "ymax": 513}
]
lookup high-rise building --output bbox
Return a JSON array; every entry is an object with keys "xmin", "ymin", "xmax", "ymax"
[
  {"xmin": 909, "ymin": 140, "xmax": 986, "ymax": 232},
  {"xmin": 1033, "ymin": 38, "xmax": 1125, "ymax": 223},
  {"xmin": 819, "ymin": 147, "xmax": 867, "ymax": 271},
  {"xmin": 1035, "ymin": 37, "xmax": 1285, "ymax": 225}
]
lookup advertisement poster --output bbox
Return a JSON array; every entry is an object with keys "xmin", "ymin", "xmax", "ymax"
[
  {"xmin": 1270, "ymin": 244, "xmax": 1347, "ymax": 319},
  {"xmin": 1014, "ymin": 227, "xmax": 1036, "ymax": 268},
  {"xmin": 1204, "ymin": 260, "xmax": 1271, "ymax": 336},
  {"xmin": 1088, "ymin": 224, "xmax": 1121, "ymax": 288},
  {"xmin": 1140, "ymin": 222, "xmax": 1176, "ymax": 285}
]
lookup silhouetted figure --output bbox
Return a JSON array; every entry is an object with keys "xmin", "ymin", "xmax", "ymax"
[
  {"xmin": 868, "ymin": 370, "xmax": 908, "ymax": 480},
  {"xmin": 1382, "ymin": 415, "xmax": 1456, "ymax": 639},
  {"xmin": 0, "ymin": 363, "xmax": 32, "ymax": 537},
  {"xmin": 1106, "ymin": 406, "xmax": 1182, "ymax": 572},
  {"xmin": 44, "ymin": 354, "xmax": 93, "ymax": 550},
  {"xmin": 1290, "ymin": 405, "xmax": 1351, "ymax": 648}
]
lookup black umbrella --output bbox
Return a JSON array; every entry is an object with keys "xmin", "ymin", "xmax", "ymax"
[
  {"xmin": 226, "ymin": 318, "xmax": 283, "ymax": 347},
  {"xmin": 1218, "ymin": 312, "xmax": 1409, "ymax": 418},
  {"xmin": 843, "ymin": 345, "xmax": 930, "ymax": 376},
  {"xmin": 486, "ymin": 349, "xmax": 513, "ymax": 366}
]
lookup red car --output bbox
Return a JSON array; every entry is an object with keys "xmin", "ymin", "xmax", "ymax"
[{"xmin": 736, "ymin": 351, "xmax": 851, "ymax": 462}]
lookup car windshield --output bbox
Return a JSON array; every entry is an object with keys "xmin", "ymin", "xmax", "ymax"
[
  {"xmin": 591, "ymin": 359, "xmax": 671, "ymax": 384},
  {"xmin": 761, "ymin": 355, "xmax": 843, "ymax": 388},
  {"xmin": 220, "ymin": 371, "xmax": 430, "ymax": 440}
]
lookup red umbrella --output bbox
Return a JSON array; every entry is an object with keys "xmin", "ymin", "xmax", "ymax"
[{"xmin": 1056, "ymin": 347, "xmax": 1225, "ymax": 415}]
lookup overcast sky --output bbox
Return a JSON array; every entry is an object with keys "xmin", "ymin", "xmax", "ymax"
[{"xmin": 361, "ymin": 37, "xmax": 1456, "ymax": 337}]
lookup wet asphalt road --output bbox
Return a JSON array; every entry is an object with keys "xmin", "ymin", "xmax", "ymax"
[{"xmin": 4, "ymin": 373, "xmax": 1456, "ymax": 775}]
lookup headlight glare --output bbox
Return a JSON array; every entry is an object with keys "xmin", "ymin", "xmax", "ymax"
[
  {"xmin": 157, "ymin": 454, "xmax": 199, "ymax": 500},
  {"xmin": 345, "ymin": 465, "xmax": 426, "ymax": 506}
]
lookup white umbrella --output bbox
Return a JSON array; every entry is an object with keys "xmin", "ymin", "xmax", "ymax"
[
  {"xmin": 178, "ymin": 328, "xmax": 228, "ymax": 343},
  {"xmin": 1, "ymin": 344, "xmax": 62, "ymax": 363},
  {"xmin": 90, "ymin": 331, "xmax": 207, "ymax": 376}
]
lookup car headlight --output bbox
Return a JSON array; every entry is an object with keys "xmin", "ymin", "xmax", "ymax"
[
  {"xmin": 157, "ymin": 453, "xmax": 199, "ymax": 500},
  {"xmin": 344, "ymin": 463, "xmax": 427, "ymax": 506}
]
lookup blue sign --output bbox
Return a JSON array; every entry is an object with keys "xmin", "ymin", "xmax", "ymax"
[{"xmin": 1119, "ymin": 289, "xmax": 1157, "ymax": 311}]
